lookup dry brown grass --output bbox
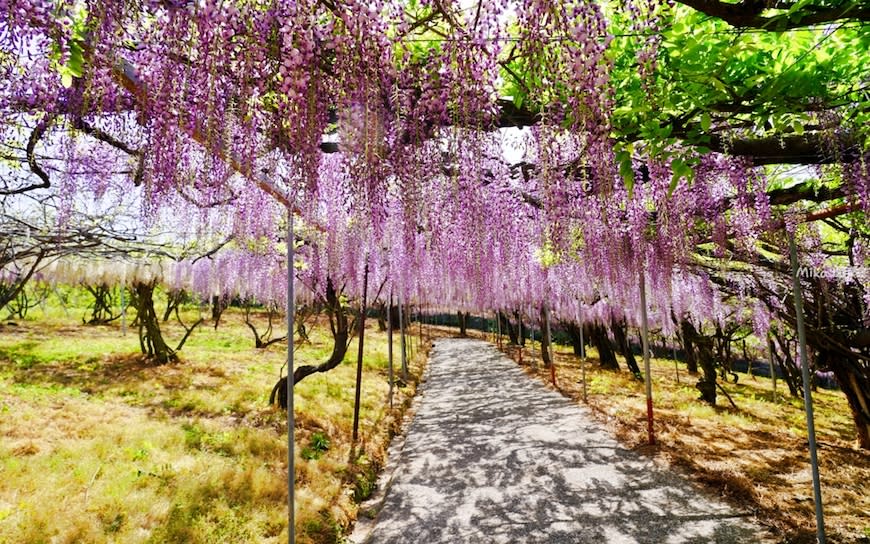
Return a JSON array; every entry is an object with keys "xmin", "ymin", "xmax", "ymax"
[
  {"xmin": 471, "ymin": 328, "xmax": 870, "ymax": 544},
  {"xmin": 0, "ymin": 304, "xmax": 440, "ymax": 544}
]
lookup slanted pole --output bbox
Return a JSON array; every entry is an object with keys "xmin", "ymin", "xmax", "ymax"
[
  {"xmin": 388, "ymin": 292, "xmax": 394, "ymax": 409},
  {"xmin": 544, "ymin": 304, "xmax": 556, "ymax": 386},
  {"xmin": 579, "ymin": 310, "xmax": 587, "ymax": 403},
  {"xmin": 399, "ymin": 295, "xmax": 408, "ymax": 381},
  {"xmin": 286, "ymin": 207, "xmax": 296, "ymax": 544},
  {"xmin": 352, "ymin": 263, "xmax": 370, "ymax": 444},
  {"xmin": 788, "ymin": 234, "xmax": 826, "ymax": 544},
  {"xmin": 518, "ymin": 311, "xmax": 524, "ymax": 365}
]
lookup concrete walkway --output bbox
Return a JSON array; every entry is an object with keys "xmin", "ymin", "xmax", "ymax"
[{"xmin": 358, "ymin": 339, "xmax": 768, "ymax": 544}]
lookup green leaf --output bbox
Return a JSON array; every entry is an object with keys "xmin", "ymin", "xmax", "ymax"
[
  {"xmin": 700, "ymin": 113, "xmax": 711, "ymax": 132},
  {"xmin": 668, "ymin": 173, "xmax": 680, "ymax": 198},
  {"xmin": 66, "ymin": 41, "xmax": 84, "ymax": 78},
  {"xmin": 791, "ymin": 120, "xmax": 804, "ymax": 136},
  {"xmin": 61, "ymin": 71, "xmax": 73, "ymax": 88},
  {"xmin": 670, "ymin": 158, "xmax": 694, "ymax": 194},
  {"xmin": 616, "ymin": 150, "xmax": 635, "ymax": 195}
]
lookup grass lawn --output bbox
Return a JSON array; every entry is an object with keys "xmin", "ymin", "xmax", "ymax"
[{"xmin": 0, "ymin": 296, "xmax": 432, "ymax": 544}]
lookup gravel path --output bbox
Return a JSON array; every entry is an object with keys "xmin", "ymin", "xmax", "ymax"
[{"xmin": 356, "ymin": 338, "xmax": 769, "ymax": 544}]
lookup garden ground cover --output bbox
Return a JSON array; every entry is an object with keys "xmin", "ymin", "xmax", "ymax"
[{"xmin": 0, "ymin": 300, "xmax": 433, "ymax": 544}]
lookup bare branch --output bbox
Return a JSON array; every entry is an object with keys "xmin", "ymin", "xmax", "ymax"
[{"xmin": 0, "ymin": 116, "xmax": 55, "ymax": 196}]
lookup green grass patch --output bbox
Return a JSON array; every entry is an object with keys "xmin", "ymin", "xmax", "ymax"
[{"xmin": 0, "ymin": 293, "xmax": 433, "ymax": 544}]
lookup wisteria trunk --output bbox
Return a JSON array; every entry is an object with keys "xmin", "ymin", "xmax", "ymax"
[
  {"xmin": 133, "ymin": 281, "xmax": 177, "ymax": 365},
  {"xmin": 269, "ymin": 278, "xmax": 348, "ymax": 409},
  {"xmin": 540, "ymin": 307, "xmax": 552, "ymax": 368},
  {"xmin": 679, "ymin": 319, "xmax": 699, "ymax": 374},
  {"xmin": 822, "ymin": 351, "xmax": 870, "ymax": 450},
  {"xmin": 562, "ymin": 321, "xmax": 585, "ymax": 357},
  {"xmin": 833, "ymin": 359, "xmax": 870, "ymax": 450},
  {"xmin": 498, "ymin": 311, "xmax": 520, "ymax": 345},
  {"xmin": 84, "ymin": 284, "xmax": 119, "ymax": 325},
  {"xmin": 587, "ymin": 323, "xmax": 618, "ymax": 370},
  {"xmin": 458, "ymin": 311, "xmax": 468, "ymax": 337},
  {"xmin": 612, "ymin": 320, "xmax": 641, "ymax": 377}
]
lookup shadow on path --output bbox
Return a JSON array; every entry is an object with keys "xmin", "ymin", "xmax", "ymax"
[{"xmin": 361, "ymin": 339, "xmax": 768, "ymax": 544}]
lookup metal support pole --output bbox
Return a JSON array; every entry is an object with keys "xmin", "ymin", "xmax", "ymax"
[
  {"xmin": 352, "ymin": 263, "xmax": 369, "ymax": 444},
  {"xmin": 579, "ymin": 307, "xmax": 587, "ymax": 403},
  {"xmin": 639, "ymin": 266, "xmax": 655, "ymax": 446},
  {"xmin": 399, "ymin": 295, "xmax": 408, "ymax": 381},
  {"xmin": 673, "ymin": 343, "xmax": 679, "ymax": 384},
  {"xmin": 496, "ymin": 310, "xmax": 502, "ymax": 349},
  {"xmin": 545, "ymin": 304, "xmax": 555, "ymax": 386},
  {"xmin": 518, "ymin": 312, "xmax": 523, "ymax": 365},
  {"xmin": 788, "ymin": 234, "xmax": 826, "ymax": 544},
  {"xmin": 387, "ymin": 292, "xmax": 394, "ymax": 410},
  {"xmin": 286, "ymin": 207, "xmax": 296, "ymax": 544}
]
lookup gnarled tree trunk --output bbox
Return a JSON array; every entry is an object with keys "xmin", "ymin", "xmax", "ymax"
[
  {"xmin": 270, "ymin": 278, "xmax": 349, "ymax": 409},
  {"xmin": 679, "ymin": 319, "xmax": 699, "ymax": 374},
  {"xmin": 458, "ymin": 311, "xmax": 468, "ymax": 337},
  {"xmin": 498, "ymin": 311, "xmax": 520, "ymax": 345},
  {"xmin": 540, "ymin": 306, "xmax": 551, "ymax": 368},
  {"xmin": 611, "ymin": 319, "xmax": 641, "ymax": 377},
  {"xmin": 587, "ymin": 322, "xmax": 618, "ymax": 370},
  {"xmin": 828, "ymin": 354, "xmax": 870, "ymax": 449},
  {"xmin": 132, "ymin": 281, "xmax": 177, "ymax": 365},
  {"xmin": 84, "ymin": 283, "xmax": 119, "ymax": 325},
  {"xmin": 681, "ymin": 320, "xmax": 717, "ymax": 404}
]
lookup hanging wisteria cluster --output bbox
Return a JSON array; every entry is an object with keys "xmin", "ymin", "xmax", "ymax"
[{"xmin": 1, "ymin": 0, "xmax": 867, "ymax": 339}]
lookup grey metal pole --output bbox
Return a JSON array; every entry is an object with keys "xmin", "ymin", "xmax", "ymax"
[
  {"xmin": 388, "ymin": 292, "xmax": 394, "ymax": 409},
  {"xmin": 545, "ymin": 305, "xmax": 554, "ymax": 363},
  {"xmin": 351, "ymin": 263, "xmax": 369, "ymax": 443},
  {"xmin": 639, "ymin": 266, "xmax": 655, "ymax": 446},
  {"xmin": 579, "ymin": 307, "xmax": 587, "ymax": 403},
  {"xmin": 544, "ymin": 303, "xmax": 555, "ymax": 385},
  {"xmin": 788, "ymin": 234, "xmax": 826, "ymax": 544},
  {"xmin": 398, "ymin": 294, "xmax": 408, "ymax": 381},
  {"xmin": 673, "ymin": 343, "xmax": 679, "ymax": 384},
  {"xmin": 286, "ymin": 207, "xmax": 296, "ymax": 544}
]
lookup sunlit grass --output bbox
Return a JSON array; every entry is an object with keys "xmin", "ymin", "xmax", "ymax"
[{"xmin": 0, "ymin": 292, "xmax": 432, "ymax": 544}]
